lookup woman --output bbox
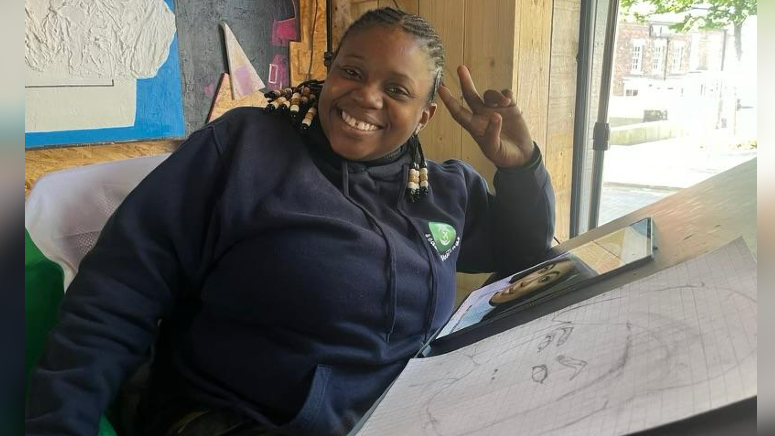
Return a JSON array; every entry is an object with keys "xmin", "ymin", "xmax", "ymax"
[{"xmin": 26, "ymin": 7, "xmax": 554, "ymax": 436}]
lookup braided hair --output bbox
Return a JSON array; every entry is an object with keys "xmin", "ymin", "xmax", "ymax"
[
  {"xmin": 264, "ymin": 7, "xmax": 445, "ymax": 201},
  {"xmin": 336, "ymin": 7, "xmax": 445, "ymax": 102}
]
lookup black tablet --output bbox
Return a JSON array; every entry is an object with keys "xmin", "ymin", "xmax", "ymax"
[{"xmin": 432, "ymin": 217, "xmax": 655, "ymax": 347}]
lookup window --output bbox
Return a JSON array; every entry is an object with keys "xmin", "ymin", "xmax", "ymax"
[
  {"xmin": 650, "ymin": 24, "xmax": 670, "ymax": 37},
  {"xmin": 631, "ymin": 41, "xmax": 644, "ymax": 73},
  {"xmin": 671, "ymin": 42, "xmax": 684, "ymax": 73},
  {"xmin": 652, "ymin": 40, "xmax": 666, "ymax": 72},
  {"xmin": 625, "ymin": 89, "xmax": 639, "ymax": 96}
]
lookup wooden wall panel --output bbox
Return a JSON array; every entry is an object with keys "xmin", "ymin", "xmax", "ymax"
[
  {"xmin": 461, "ymin": 0, "xmax": 517, "ymax": 185},
  {"xmin": 418, "ymin": 0, "xmax": 464, "ymax": 163},
  {"xmin": 546, "ymin": 0, "xmax": 581, "ymax": 242},
  {"xmin": 515, "ymin": 0, "xmax": 553, "ymax": 149},
  {"xmin": 379, "ymin": 0, "xmax": 419, "ymax": 13},
  {"xmin": 332, "ymin": 0, "xmax": 419, "ymax": 50},
  {"xmin": 290, "ymin": 0, "xmax": 329, "ymax": 83}
]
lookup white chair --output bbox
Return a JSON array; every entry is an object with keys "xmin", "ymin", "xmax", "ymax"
[{"xmin": 25, "ymin": 154, "xmax": 170, "ymax": 290}]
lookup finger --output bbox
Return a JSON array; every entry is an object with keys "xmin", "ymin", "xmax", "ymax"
[
  {"xmin": 458, "ymin": 65, "xmax": 484, "ymax": 111},
  {"xmin": 482, "ymin": 113, "xmax": 502, "ymax": 151},
  {"xmin": 501, "ymin": 89, "xmax": 515, "ymax": 105},
  {"xmin": 438, "ymin": 85, "xmax": 476, "ymax": 129},
  {"xmin": 483, "ymin": 89, "xmax": 511, "ymax": 108}
]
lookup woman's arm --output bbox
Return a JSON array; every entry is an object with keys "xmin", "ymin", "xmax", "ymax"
[
  {"xmin": 25, "ymin": 124, "xmax": 229, "ymax": 436},
  {"xmin": 439, "ymin": 65, "xmax": 555, "ymax": 274}
]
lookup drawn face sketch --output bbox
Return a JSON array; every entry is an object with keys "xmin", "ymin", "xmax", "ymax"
[
  {"xmin": 419, "ymin": 284, "xmax": 755, "ymax": 436},
  {"xmin": 490, "ymin": 258, "xmax": 577, "ymax": 305}
]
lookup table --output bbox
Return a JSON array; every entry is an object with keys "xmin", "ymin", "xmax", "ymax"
[{"xmin": 429, "ymin": 158, "xmax": 757, "ymax": 434}]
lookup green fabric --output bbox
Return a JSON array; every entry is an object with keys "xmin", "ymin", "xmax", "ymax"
[
  {"xmin": 24, "ymin": 229, "xmax": 64, "ymax": 397},
  {"xmin": 24, "ymin": 230, "xmax": 117, "ymax": 436}
]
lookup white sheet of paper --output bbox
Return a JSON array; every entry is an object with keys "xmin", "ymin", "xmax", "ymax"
[{"xmin": 357, "ymin": 238, "xmax": 757, "ymax": 436}]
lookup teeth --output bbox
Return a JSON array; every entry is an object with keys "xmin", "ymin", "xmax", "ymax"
[{"xmin": 341, "ymin": 110, "xmax": 378, "ymax": 131}]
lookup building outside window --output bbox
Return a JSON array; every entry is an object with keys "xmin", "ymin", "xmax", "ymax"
[
  {"xmin": 671, "ymin": 42, "xmax": 685, "ymax": 73},
  {"xmin": 652, "ymin": 40, "xmax": 666, "ymax": 73},
  {"xmin": 631, "ymin": 41, "xmax": 644, "ymax": 73},
  {"xmin": 595, "ymin": 10, "xmax": 756, "ymax": 229}
]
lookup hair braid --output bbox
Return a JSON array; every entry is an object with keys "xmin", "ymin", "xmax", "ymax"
[{"xmin": 336, "ymin": 7, "xmax": 445, "ymax": 102}]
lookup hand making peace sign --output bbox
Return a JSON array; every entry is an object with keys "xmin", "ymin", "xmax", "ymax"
[{"xmin": 438, "ymin": 65, "xmax": 536, "ymax": 168}]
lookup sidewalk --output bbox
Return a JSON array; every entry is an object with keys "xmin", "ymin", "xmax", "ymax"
[{"xmin": 599, "ymin": 131, "xmax": 757, "ymax": 225}]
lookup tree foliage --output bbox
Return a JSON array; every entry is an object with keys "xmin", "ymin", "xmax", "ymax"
[
  {"xmin": 621, "ymin": 0, "xmax": 756, "ymax": 31},
  {"xmin": 621, "ymin": 0, "xmax": 756, "ymax": 61}
]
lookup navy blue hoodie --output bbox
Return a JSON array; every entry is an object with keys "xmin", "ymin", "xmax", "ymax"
[{"xmin": 25, "ymin": 108, "xmax": 554, "ymax": 435}]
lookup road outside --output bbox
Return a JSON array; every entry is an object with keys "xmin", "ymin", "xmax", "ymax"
[{"xmin": 600, "ymin": 129, "xmax": 757, "ymax": 225}]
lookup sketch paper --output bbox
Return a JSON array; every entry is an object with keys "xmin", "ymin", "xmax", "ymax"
[{"xmin": 357, "ymin": 239, "xmax": 757, "ymax": 436}]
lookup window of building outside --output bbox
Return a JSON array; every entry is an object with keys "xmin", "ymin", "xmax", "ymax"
[
  {"xmin": 671, "ymin": 41, "xmax": 684, "ymax": 73},
  {"xmin": 596, "ymin": 4, "xmax": 757, "ymax": 227},
  {"xmin": 631, "ymin": 41, "xmax": 644, "ymax": 73},
  {"xmin": 652, "ymin": 40, "xmax": 666, "ymax": 73}
]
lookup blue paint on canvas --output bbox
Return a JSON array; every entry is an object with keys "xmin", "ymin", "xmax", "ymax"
[{"xmin": 25, "ymin": 0, "xmax": 185, "ymax": 148}]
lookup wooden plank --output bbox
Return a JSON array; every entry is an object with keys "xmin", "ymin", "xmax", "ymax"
[
  {"xmin": 545, "ymin": 0, "xmax": 581, "ymax": 242},
  {"xmin": 332, "ymin": 0, "xmax": 377, "ymax": 49},
  {"xmin": 379, "ymin": 0, "xmax": 419, "ymax": 13},
  {"xmin": 332, "ymin": 0, "xmax": 419, "ymax": 50},
  {"xmin": 25, "ymin": 141, "xmax": 180, "ymax": 197},
  {"xmin": 418, "ymin": 0, "xmax": 465, "ymax": 163},
  {"xmin": 461, "ymin": 0, "xmax": 518, "ymax": 185},
  {"xmin": 290, "ymin": 0, "xmax": 329, "ymax": 84},
  {"xmin": 331, "ymin": 0, "xmax": 351, "ymax": 49},
  {"xmin": 515, "ymin": 0, "xmax": 553, "ymax": 150},
  {"xmin": 207, "ymin": 73, "xmax": 269, "ymax": 123}
]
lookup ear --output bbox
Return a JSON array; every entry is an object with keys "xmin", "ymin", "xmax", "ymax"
[{"xmin": 416, "ymin": 103, "xmax": 437, "ymax": 133}]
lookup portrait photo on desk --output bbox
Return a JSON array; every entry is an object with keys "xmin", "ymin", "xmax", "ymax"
[{"xmin": 437, "ymin": 253, "xmax": 596, "ymax": 338}]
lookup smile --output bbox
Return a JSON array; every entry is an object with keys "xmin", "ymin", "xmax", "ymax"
[{"xmin": 340, "ymin": 110, "xmax": 380, "ymax": 132}]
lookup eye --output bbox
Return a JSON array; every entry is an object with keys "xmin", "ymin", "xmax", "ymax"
[
  {"xmin": 538, "ymin": 271, "xmax": 560, "ymax": 283},
  {"xmin": 340, "ymin": 67, "xmax": 361, "ymax": 79},
  {"xmin": 386, "ymin": 86, "xmax": 410, "ymax": 97}
]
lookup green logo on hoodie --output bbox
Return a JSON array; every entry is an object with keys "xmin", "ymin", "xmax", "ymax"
[{"xmin": 428, "ymin": 221, "xmax": 457, "ymax": 253}]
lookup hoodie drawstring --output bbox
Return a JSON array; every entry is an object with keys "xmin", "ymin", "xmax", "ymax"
[
  {"xmin": 340, "ymin": 162, "xmax": 399, "ymax": 343},
  {"xmin": 396, "ymin": 164, "xmax": 439, "ymax": 339}
]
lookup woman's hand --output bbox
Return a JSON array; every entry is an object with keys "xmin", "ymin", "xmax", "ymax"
[{"xmin": 438, "ymin": 65, "xmax": 535, "ymax": 168}]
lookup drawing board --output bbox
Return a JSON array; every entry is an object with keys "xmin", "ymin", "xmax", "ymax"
[{"xmin": 356, "ymin": 239, "xmax": 757, "ymax": 436}]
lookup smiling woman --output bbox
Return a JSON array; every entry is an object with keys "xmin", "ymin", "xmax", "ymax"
[
  {"xmin": 25, "ymin": 7, "xmax": 556, "ymax": 436},
  {"xmin": 318, "ymin": 24, "xmax": 439, "ymax": 161}
]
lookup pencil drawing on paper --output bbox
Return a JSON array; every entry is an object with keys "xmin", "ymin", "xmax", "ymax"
[
  {"xmin": 391, "ymin": 281, "xmax": 757, "ymax": 436},
  {"xmin": 531, "ymin": 365, "xmax": 548, "ymax": 384}
]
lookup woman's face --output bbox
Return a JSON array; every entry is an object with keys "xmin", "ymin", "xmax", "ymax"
[
  {"xmin": 318, "ymin": 26, "xmax": 437, "ymax": 161},
  {"xmin": 490, "ymin": 259, "xmax": 577, "ymax": 305}
]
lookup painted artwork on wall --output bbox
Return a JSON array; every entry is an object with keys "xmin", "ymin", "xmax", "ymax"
[
  {"xmin": 24, "ymin": 0, "xmax": 185, "ymax": 148},
  {"xmin": 176, "ymin": 0, "xmax": 300, "ymax": 134}
]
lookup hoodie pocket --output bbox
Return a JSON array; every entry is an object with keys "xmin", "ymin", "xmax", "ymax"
[{"xmin": 276, "ymin": 364, "xmax": 332, "ymax": 434}]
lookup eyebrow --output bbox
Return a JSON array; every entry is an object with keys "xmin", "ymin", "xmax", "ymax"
[{"xmin": 339, "ymin": 54, "xmax": 417, "ymax": 84}]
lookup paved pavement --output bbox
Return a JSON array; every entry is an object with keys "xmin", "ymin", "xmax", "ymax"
[{"xmin": 598, "ymin": 130, "xmax": 757, "ymax": 225}]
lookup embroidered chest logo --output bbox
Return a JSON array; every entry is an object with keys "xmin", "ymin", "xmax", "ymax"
[{"xmin": 426, "ymin": 221, "xmax": 460, "ymax": 261}]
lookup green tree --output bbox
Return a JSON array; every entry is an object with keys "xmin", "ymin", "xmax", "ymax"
[{"xmin": 621, "ymin": 0, "xmax": 757, "ymax": 62}]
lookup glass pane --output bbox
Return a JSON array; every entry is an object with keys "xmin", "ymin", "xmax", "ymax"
[{"xmin": 598, "ymin": 2, "xmax": 758, "ymax": 225}]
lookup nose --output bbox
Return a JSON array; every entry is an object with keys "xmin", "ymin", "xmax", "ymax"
[{"xmin": 351, "ymin": 83, "xmax": 383, "ymax": 109}]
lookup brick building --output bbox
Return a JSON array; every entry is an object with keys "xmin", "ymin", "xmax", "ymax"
[{"xmin": 610, "ymin": 17, "xmax": 729, "ymax": 128}]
